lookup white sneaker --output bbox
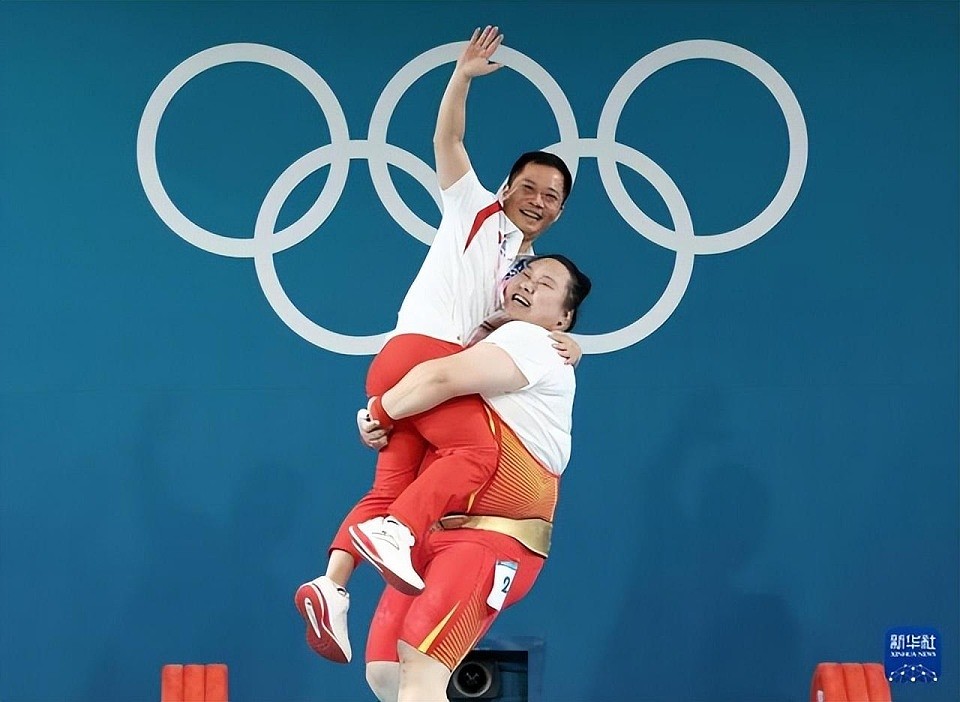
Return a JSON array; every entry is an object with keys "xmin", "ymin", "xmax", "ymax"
[
  {"xmin": 294, "ymin": 575, "xmax": 352, "ymax": 663},
  {"xmin": 349, "ymin": 516, "xmax": 425, "ymax": 596}
]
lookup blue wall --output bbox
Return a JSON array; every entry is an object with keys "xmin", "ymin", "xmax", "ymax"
[{"xmin": 1, "ymin": 2, "xmax": 957, "ymax": 700}]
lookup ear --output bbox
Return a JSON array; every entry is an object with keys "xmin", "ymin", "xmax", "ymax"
[{"xmin": 555, "ymin": 309, "xmax": 573, "ymax": 330}]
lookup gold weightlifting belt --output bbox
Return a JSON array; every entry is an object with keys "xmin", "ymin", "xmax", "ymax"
[{"xmin": 438, "ymin": 514, "xmax": 552, "ymax": 558}]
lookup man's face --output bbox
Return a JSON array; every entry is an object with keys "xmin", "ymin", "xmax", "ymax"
[
  {"xmin": 501, "ymin": 163, "xmax": 566, "ymax": 240},
  {"xmin": 502, "ymin": 258, "xmax": 573, "ymax": 331}
]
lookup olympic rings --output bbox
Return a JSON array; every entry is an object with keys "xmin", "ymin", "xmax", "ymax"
[{"xmin": 136, "ymin": 39, "xmax": 807, "ymax": 355}]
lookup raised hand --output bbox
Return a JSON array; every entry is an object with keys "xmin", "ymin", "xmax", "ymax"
[
  {"xmin": 434, "ymin": 25, "xmax": 504, "ymax": 188},
  {"xmin": 455, "ymin": 25, "xmax": 504, "ymax": 79}
]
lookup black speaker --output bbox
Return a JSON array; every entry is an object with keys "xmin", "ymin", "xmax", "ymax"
[
  {"xmin": 449, "ymin": 653, "xmax": 501, "ymax": 699},
  {"xmin": 447, "ymin": 649, "xmax": 528, "ymax": 701}
]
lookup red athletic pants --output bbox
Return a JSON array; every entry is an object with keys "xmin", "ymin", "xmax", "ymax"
[{"xmin": 329, "ymin": 334, "xmax": 500, "ymax": 561}]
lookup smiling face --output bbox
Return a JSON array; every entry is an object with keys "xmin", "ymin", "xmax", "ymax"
[
  {"xmin": 502, "ymin": 257, "xmax": 574, "ymax": 332},
  {"xmin": 501, "ymin": 163, "xmax": 566, "ymax": 242}
]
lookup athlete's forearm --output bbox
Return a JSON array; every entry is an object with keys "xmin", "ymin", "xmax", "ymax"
[
  {"xmin": 380, "ymin": 359, "xmax": 457, "ymax": 421},
  {"xmin": 373, "ymin": 344, "xmax": 526, "ymax": 428}
]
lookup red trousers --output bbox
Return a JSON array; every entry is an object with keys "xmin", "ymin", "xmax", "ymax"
[{"xmin": 329, "ymin": 335, "xmax": 500, "ymax": 562}]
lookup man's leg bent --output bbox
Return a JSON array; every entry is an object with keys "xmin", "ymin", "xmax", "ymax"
[
  {"xmin": 339, "ymin": 334, "xmax": 461, "ymax": 564},
  {"xmin": 389, "ymin": 396, "xmax": 500, "ymax": 539},
  {"xmin": 328, "ymin": 425, "xmax": 427, "ymax": 563},
  {"xmin": 366, "ymin": 334, "xmax": 463, "ymax": 396}
]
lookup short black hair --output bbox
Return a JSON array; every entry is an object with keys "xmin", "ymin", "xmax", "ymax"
[
  {"xmin": 528, "ymin": 254, "xmax": 592, "ymax": 332},
  {"xmin": 507, "ymin": 151, "xmax": 573, "ymax": 204}
]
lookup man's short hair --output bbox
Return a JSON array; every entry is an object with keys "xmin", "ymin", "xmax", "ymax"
[
  {"xmin": 529, "ymin": 254, "xmax": 592, "ymax": 332},
  {"xmin": 507, "ymin": 152, "xmax": 573, "ymax": 204}
]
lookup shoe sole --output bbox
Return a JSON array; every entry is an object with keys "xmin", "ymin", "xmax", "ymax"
[
  {"xmin": 293, "ymin": 583, "xmax": 350, "ymax": 664},
  {"xmin": 349, "ymin": 525, "xmax": 425, "ymax": 597}
]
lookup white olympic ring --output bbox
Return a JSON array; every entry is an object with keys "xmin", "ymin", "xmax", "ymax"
[{"xmin": 137, "ymin": 39, "xmax": 807, "ymax": 355}]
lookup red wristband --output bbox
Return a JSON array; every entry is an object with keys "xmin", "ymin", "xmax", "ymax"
[{"xmin": 369, "ymin": 396, "xmax": 395, "ymax": 431}]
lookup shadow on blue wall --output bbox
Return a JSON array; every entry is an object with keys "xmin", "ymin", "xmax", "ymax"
[
  {"xmin": 592, "ymin": 391, "xmax": 800, "ymax": 701},
  {"xmin": 82, "ymin": 399, "xmax": 314, "ymax": 701}
]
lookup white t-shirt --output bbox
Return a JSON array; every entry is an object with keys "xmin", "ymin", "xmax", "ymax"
[
  {"xmin": 392, "ymin": 170, "xmax": 525, "ymax": 345},
  {"xmin": 480, "ymin": 321, "xmax": 575, "ymax": 476}
]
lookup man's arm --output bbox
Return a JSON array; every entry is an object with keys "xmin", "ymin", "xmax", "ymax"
[
  {"xmin": 434, "ymin": 26, "xmax": 503, "ymax": 189},
  {"xmin": 379, "ymin": 342, "xmax": 525, "ymax": 421}
]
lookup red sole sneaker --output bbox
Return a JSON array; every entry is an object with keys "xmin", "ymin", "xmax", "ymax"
[
  {"xmin": 294, "ymin": 582, "xmax": 348, "ymax": 664},
  {"xmin": 349, "ymin": 525, "xmax": 424, "ymax": 597}
]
